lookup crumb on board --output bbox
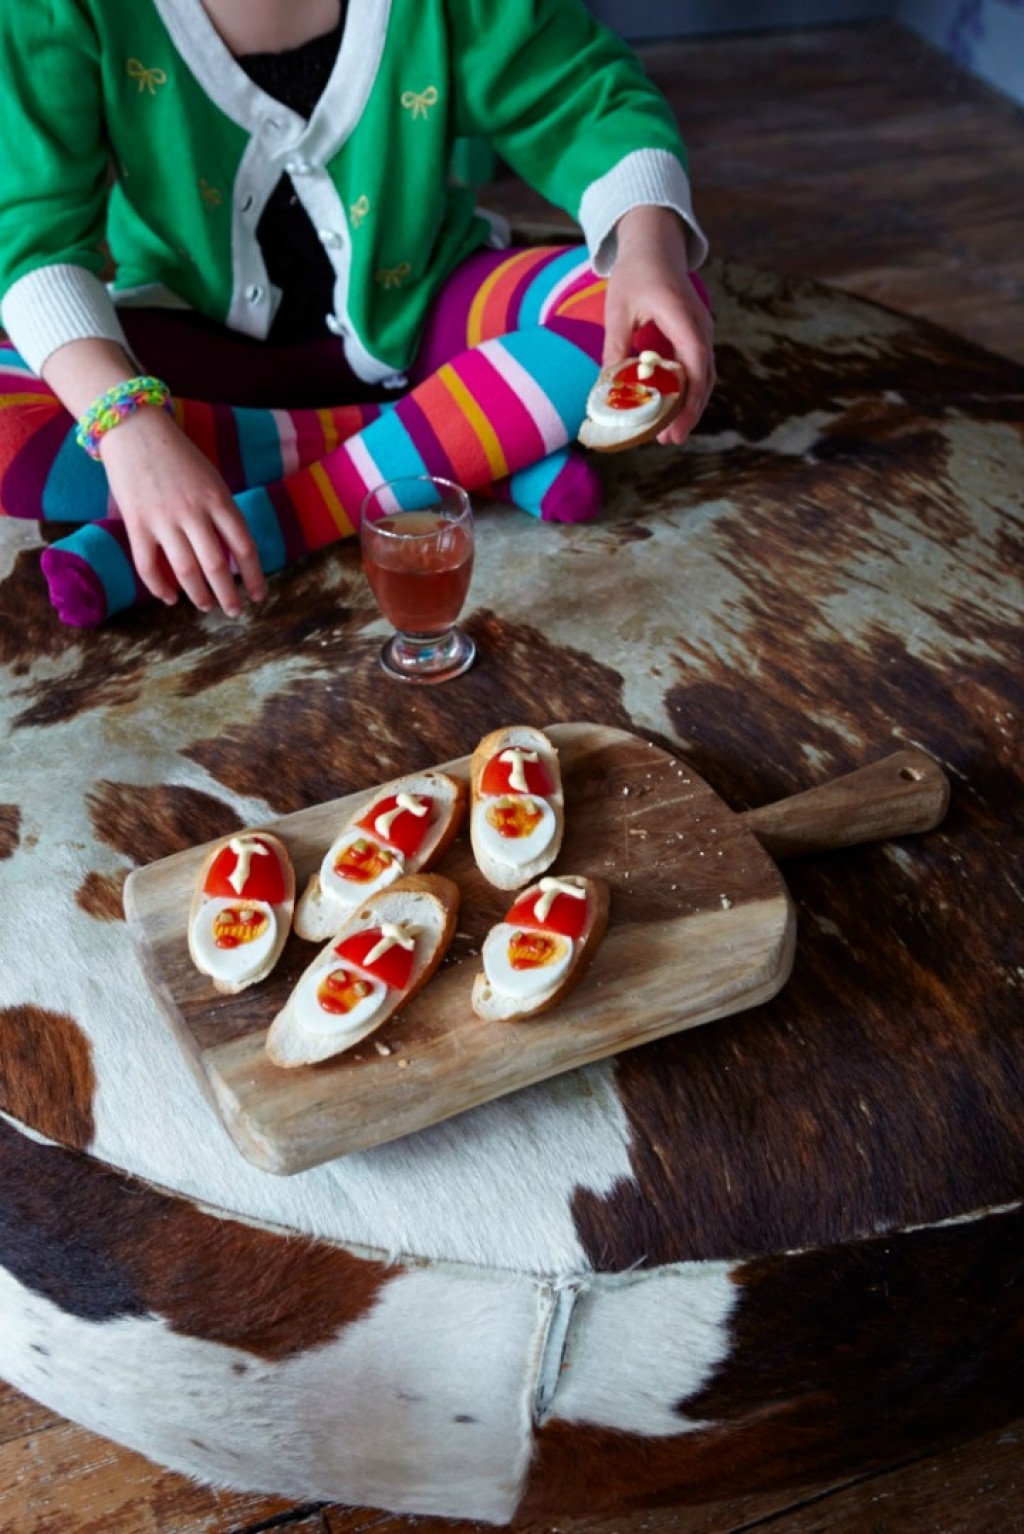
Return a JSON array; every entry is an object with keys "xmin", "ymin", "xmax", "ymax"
[
  {"xmin": 398, "ymin": 1058, "xmax": 410, "ymax": 1069},
  {"xmin": 720, "ymin": 894, "xmax": 734, "ymax": 909},
  {"xmin": 374, "ymin": 1039, "xmax": 392, "ymax": 1057}
]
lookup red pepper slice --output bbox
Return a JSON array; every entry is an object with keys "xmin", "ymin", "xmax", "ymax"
[
  {"xmin": 355, "ymin": 793, "xmax": 431, "ymax": 857},
  {"xmin": 617, "ymin": 359, "xmax": 682, "ymax": 395},
  {"xmin": 334, "ymin": 928, "xmax": 415, "ymax": 991},
  {"xmin": 204, "ymin": 838, "xmax": 286, "ymax": 903},
  {"xmin": 480, "ymin": 754, "xmax": 554, "ymax": 797},
  {"xmin": 506, "ymin": 889, "xmax": 588, "ymax": 940}
]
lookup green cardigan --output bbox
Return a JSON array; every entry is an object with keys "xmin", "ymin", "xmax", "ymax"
[{"xmin": 0, "ymin": 0, "xmax": 705, "ymax": 384}]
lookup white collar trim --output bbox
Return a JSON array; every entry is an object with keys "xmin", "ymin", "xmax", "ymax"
[{"xmin": 152, "ymin": 0, "xmax": 393, "ymax": 159}]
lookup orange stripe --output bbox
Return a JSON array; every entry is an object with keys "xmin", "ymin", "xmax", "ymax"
[
  {"xmin": 438, "ymin": 364, "xmax": 508, "ymax": 481},
  {"xmin": 317, "ymin": 406, "xmax": 339, "ymax": 453},
  {"xmin": 466, "ymin": 248, "xmax": 549, "ymax": 348},
  {"xmin": 554, "ymin": 278, "xmax": 607, "ymax": 320},
  {"xmin": 286, "ymin": 470, "xmax": 345, "ymax": 549},
  {"xmin": 177, "ymin": 399, "xmax": 218, "ymax": 465}
]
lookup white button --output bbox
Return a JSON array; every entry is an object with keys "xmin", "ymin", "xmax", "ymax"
[
  {"xmin": 325, "ymin": 314, "xmax": 346, "ymax": 336},
  {"xmin": 285, "ymin": 158, "xmax": 315, "ymax": 176},
  {"xmin": 245, "ymin": 284, "xmax": 263, "ymax": 304},
  {"xmin": 317, "ymin": 228, "xmax": 343, "ymax": 249}
]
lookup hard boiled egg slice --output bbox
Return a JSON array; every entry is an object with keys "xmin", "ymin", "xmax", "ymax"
[
  {"xmin": 320, "ymin": 831, "xmax": 405, "ymax": 904},
  {"xmin": 586, "ymin": 371, "xmax": 662, "ymax": 431},
  {"xmin": 291, "ymin": 961, "xmax": 387, "ymax": 1037},
  {"xmin": 482, "ymin": 922, "xmax": 573, "ymax": 1001},
  {"xmin": 472, "ymin": 795, "xmax": 557, "ymax": 869},
  {"xmin": 191, "ymin": 898, "xmax": 277, "ymax": 985}
]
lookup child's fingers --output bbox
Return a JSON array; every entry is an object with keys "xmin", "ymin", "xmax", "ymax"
[
  {"xmin": 157, "ymin": 526, "xmax": 223, "ymax": 615},
  {"xmin": 214, "ymin": 506, "xmax": 266, "ymax": 605},
  {"xmin": 129, "ymin": 526, "xmax": 180, "ymax": 607}
]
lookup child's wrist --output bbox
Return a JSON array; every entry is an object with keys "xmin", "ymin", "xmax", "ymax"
[{"xmin": 75, "ymin": 375, "xmax": 174, "ymax": 460}]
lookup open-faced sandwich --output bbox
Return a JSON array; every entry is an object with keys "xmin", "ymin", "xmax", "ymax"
[
  {"xmin": 472, "ymin": 874, "xmax": 609, "ymax": 1022},
  {"xmin": 469, "ymin": 726, "xmax": 563, "ymax": 891},
  {"xmin": 294, "ymin": 772, "xmax": 465, "ymax": 942},
  {"xmin": 188, "ymin": 831, "xmax": 296, "ymax": 994},
  {"xmin": 578, "ymin": 350, "xmax": 686, "ymax": 452},
  {"xmin": 266, "ymin": 873, "xmax": 460, "ymax": 1068}
]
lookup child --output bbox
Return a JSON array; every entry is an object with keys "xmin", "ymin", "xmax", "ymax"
[{"xmin": 0, "ymin": 0, "xmax": 713, "ymax": 626}]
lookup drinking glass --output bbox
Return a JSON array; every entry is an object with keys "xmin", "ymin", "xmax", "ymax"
[{"xmin": 360, "ymin": 475, "xmax": 476, "ymax": 683}]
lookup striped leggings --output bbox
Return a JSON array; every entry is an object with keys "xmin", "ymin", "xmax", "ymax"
[{"xmin": 0, "ymin": 245, "xmax": 611, "ymax": 627}]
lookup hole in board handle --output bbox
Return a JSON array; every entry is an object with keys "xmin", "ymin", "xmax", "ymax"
[{"xmin": 899, "ymin": 766, "xmax": 924, "ymax": 782}]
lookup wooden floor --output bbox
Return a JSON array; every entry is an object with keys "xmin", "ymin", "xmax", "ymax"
[{"xmin": 4, "ymin": 20, "xmax": 1023, "ymax": 1534}]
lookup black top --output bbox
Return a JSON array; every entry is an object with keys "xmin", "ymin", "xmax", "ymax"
[{"xmin": 237, "ymin": 12, "xmax": 347, "ymax": 342}]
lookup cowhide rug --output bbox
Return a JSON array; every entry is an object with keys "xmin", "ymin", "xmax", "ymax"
[{"xmin": 0, "ymin": 260, "xmax": 1021, "ymax": 1523}]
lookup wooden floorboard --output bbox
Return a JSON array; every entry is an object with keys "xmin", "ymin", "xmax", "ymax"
[{"xmin": 2, "ymin": 18, "xmax": 1022, "ymax": 1534}]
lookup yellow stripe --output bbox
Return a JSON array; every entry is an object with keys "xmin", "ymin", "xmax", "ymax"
[
  {"xmin": 0, "ymin": 392, "xmax": 56, "ymax": 408},
  {"xmin": 317, "ymin": 406, "xmax": 339, "ymax": 452},
  {"xmin": 439, "ymin": 364, "xmax": 508, "ymax": 481},
  {"xmin": 554, "ymin": 277, "xmax": 607, "ymax": 317},
  {"xmin": 310, "ymin": 461, "xmax": 354, "ymax": 536},
  {"xmin": 465, "ymin": 247, "xmax": 542, "ymax": 349}
]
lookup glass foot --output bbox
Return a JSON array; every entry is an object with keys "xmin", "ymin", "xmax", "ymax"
[{"xmin": 379, "ymin": 626, "xmax": 476, "ymax": 685}]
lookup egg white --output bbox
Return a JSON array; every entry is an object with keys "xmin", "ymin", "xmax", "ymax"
[
  {"xmin": 472, "ymin": 797, "xmax": 557, "ymax": 869},
  {"xmin": 320, "ymin": 830, "xmax": 405, "ymax": 904},
  {"xmin": 191, "ymin": 897, "xmax": 277, "ymax": 984},
  {"xmin": 586, "ymin": 371, "xmax": 661, "ymax": 430},
  {"xmin": 292, "ymin": 961, "xmax": 387, "ymax": 1036},
  {"xmin": 481, "ymin": 922, "xmax": 573, "ymax": 1001}
]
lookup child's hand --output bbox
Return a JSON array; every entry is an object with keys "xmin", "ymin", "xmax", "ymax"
[
  {"xmin": 99, "ymin": 409, "xmax": 266, "ymax": 616},
  {"xmin": 602, "ymin": 205, "xmax": 716, "ymax": 447}
]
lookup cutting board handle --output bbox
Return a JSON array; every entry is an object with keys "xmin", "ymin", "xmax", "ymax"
[{"xmin": 737, "ymin": 749, "xmax": 950, "ymax": 860}]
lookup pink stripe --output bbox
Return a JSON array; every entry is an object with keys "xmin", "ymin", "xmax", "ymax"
[
  {"xmin": 452, "ymin": 348, "xmax": 546, "ymax": 466},
  {"xmin": 272, "ymin": 410, "xmax": 300, "ymax": 474},
  {"xmin": 538, "ymin": 257, "xmax": 593, "ymax": 323},
  {"xmin": 346, "ymin": 436, "xmax": 385, "ymax": 517},
  {"xmin": 483, "ymin": 341, "xmax": 566, "ymax": 455}
]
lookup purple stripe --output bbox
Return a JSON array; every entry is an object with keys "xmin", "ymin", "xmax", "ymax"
[
  {"xmin": 2, "ymin": 409, "xmax": 73, "ymax": 519},
  {"xmin": 544, "ymin": 314, "xmax": 605, "ymax": 366},
  {"xmin": 265, "ymin": 481, "xmax": 309, "ymax": 563},
  {"xmin": 395, "ymin": 394, "xmax": 458, "ymax": 482},
  {"xmin": 505, "ymin": 246, "xmax": 569, "ymax": 333},
  {"xmin": 213, "ymin": 403, "xmax": 247, "ymax": 493}
]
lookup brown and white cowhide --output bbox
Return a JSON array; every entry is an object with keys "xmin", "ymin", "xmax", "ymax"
[{"xmin": 0, "ymin": 260, "xmax": 1021, "ymax": 1522}]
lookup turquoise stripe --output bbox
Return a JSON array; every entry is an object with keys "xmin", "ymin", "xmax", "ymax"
[
  {"xmin": 517, "ymin": 247, "xmax": 588, "ymax": 330},
  {"xmin": 509, "ymin": 448, "xmax": 571, "ymax": 520},
  {"xmin": 362, "ymin": 407, "xmax": 429, "ymax": 488},
  {"xmin": 234, "ymin": 407, "xmax": 283, "ymax": 488},
  {"xmin": 236, "ymin": 486, "xmax": 288, "ymax": 572},
  {"xmin": 500, "ymin": 327, "xmax": 598, "ymax": 435},
  {"xmin": 42, "ymin": 432, "xmax": 109, "ymax": 522},
  {"xmin": 68, "ymin": 523, "xmax": 137, "ymax": 616}
]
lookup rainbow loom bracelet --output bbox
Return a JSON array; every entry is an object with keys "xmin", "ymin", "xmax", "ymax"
[{"xmin": 75, "ymin": 375, "xmax": 174, "ymax": 459}]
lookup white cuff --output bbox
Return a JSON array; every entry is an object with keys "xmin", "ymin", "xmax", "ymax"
[
  {"xmin": 578, "ymin": 149, "xmax": 709, "ymax": 275},
  {"xmin": 0, "ymin": 264, "xmax": 131, "ymax": 376}
]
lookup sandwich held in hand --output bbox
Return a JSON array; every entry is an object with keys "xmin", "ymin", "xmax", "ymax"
[
  {"xmin": 266, "ymin": 873, "xmax": 460, "ymax": 1068},
  {"xmin": 473, "ymin": 874, "xmax": 609, "ymax": 1022},
  {"xmin": 188, "ymin": 832, "xmax": 295, "ymax": 995},
  {"xmin": 470, "ymin": 726, "xmax": 564, "ymax": 891},
  {"xmin": 295, "ymin": 772, "xmax": 465, "ymax": 942},
  {"xmin": 579, "ymin": 350, "xmax": 686, "ymax": 451}
]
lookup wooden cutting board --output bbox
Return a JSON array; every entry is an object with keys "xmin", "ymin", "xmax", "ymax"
[{"xmin": 123, "ymin": 723, "xmax": 948, "ymax": 1174}]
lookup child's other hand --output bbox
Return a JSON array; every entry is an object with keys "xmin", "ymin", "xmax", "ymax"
[
  {"xmin": 603, "ymin": 205, "xmax": 716, "ymax": 447},
  {"xmin": 99, "ymin": 410, "xmax": 266, "ymax": 616}
]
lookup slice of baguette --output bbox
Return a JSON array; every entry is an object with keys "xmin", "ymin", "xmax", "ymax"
[
  {"xmin": 294, "ymin": 771, "xmax": 466, "ymax": 943},
  {"xmin": 578, "ymin": 354, "xmax": 686, "ymax": 452},
  {"xmin": 472, "ymin": 875, "xmax": 609, "ymax": 1023},
  {"xmin": 188, "ymin": 831, "xmax": 295, "ymax": 995},
  {"xmin": 266, "ymin": 873, "xmax": 460, "ymax": 1068},
  {"xmin": 469, "ymin": 725, "xmax": 564, "ymax": 891}
]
